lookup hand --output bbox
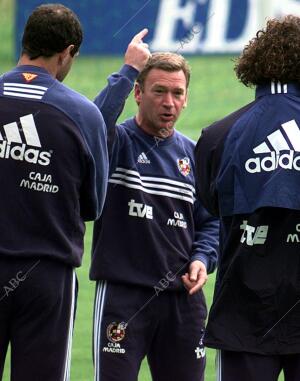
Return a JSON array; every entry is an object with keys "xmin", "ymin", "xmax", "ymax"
[
  {"xmin": 182, "ymin": 260, "xmax": 208, "ymax": 295},
  {"xmin": 124, "ymin": 28, "xmax": 151, "ymax": 72}
]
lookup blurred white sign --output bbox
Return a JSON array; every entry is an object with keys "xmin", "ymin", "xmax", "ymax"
[{"xmin": 151, "ymin": 0, "xmax": 300, "ymax": 53}]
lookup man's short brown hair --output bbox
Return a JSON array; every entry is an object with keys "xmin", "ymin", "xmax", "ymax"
[
  {"xmin": 22, "ymin": 3, "xmax": 83, "ymax": 60},
  {"xmin": 136, "ymin": 52, "xmax": 191, "ymax": 89}
]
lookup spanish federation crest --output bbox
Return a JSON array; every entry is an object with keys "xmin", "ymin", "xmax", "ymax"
[
  {"xmin": 107, "ymin": 322, "xmax": 127, "ymax": 343},
  {"xmin": 177, "ymin": 157, "xmax": 191, "ymax": 176}
]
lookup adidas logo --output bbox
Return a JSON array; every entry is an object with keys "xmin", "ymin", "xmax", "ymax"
[
  {"xmin": 0, "ymin": 114, "xmax": 51, "ymax": 166},
  {"xmin": 245, "ymin": 119, "xmax": 300, "ymax": 173},
  {"xmin": 137, "ymin": 152, "xmax": 151, "ymax": 164}
]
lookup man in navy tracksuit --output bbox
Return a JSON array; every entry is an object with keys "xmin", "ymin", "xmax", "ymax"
[
  {"xmin": 195, "ymin": 15, "xmax": 300, "ymax": 381},
  {"xmin": 0, "ymin": 4, "xmax": 108, "ymax": 380},
  {"xmin": 91, "ymin": 33, "xmax": 219, "ymax": 381}
]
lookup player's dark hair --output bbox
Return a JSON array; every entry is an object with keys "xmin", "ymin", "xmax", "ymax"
[
  {"xmin": 22, "ymin": 3, "xmax": 83, "ymax": 59},
  {"xmin": 136, "ymin": 52, "xmax": 191, "ymax": 89},
  {"xmin": 235, "ymin": 15, "xmax": 300, "ymax": 87}
]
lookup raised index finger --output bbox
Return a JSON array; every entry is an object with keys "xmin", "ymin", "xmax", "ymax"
[{"xmin": 131, "ymin": 28, "xmax": 148, "ymax": 44}]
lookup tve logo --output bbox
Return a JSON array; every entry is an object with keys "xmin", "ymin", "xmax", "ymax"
[
  {"xmin": 240, "ymin": 220, "xmax": 268, "ymax": 246},
  {"xmin": 128, "ymin": 199, "xmax": 153, "ymax": 220},
  {"xmin": 0, "ymin": 114, "xmax": 51, "ymax": 166}
]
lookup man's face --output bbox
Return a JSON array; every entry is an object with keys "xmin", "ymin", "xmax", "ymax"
[{"xmin": 134, "ymin": 68, "xmax": 188, "ymax": 137}]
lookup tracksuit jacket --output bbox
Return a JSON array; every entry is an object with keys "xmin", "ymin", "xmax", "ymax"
[
  {"xmin": 90, "ymin": 65, "xmax": 219, "ymax": 290},
  {"xmin": 196, "ymin": 81, "xmax": 300, "ymax": 354},
  {"xmin": 0, "ymin": 65, "xmax": 108, "ymax": 267}
]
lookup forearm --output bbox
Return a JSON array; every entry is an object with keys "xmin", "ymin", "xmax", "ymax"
[
  {"xmin": 94, "ymin": 64, "xmax": 139, "ymax": 129},
  {"xmin": 192, "ymin": 202, "xmax": 219, "ymax": 274}
]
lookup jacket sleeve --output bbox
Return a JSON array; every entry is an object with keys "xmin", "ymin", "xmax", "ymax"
[
  {"xmin": 93, "ymin": 64, "xmax": 139, "ymax": 164},
  {"xmin": 79, "ymin": 103, "xmax": 109, "ymax": 221},
  {"xmin": 190, "ymin": 199, "xmax": 219, "ymax": 274},
  {"xmin": 195, "ymin": 126, "xmax": 221, "ymax": 217},
  {"xmin": 94, "ymin": 64, "xmax": 139, "ymax": 132}
]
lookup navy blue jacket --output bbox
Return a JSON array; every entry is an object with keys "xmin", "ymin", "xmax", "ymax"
[
  {"xmin": 0, "ymin": 65, "xmax": 108, "ymax": 267},
  {"xmin": 196, "ymin": 82, "xmax": 300, "ymax": 354},
  {"xmin": 90, "ymin": 65, "xmax": 219, "ymax": 291}
]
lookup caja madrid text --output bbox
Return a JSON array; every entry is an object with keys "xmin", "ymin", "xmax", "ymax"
[{"xmin": 20, "ymin": 172, "xmax": 59, "ymax": 193}]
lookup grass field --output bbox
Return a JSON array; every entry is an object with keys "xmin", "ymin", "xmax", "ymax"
[{"xmin": 0, "ymin": 1, "xmax": 285, "ymax": 380}]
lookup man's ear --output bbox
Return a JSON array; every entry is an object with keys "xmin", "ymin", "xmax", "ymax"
[
  {"xmin": 183, "ymin": 90, "xmax": 188, "ymax": 108},
  {"xmin": 134, "ymin": 82, "xmax": 143, "ymax": 105},
  {"xmin": 58, "ymin": 44, "xmax": 74, "ymax": 64}
]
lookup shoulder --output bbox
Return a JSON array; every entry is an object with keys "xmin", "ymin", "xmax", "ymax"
[
  {"xmin": 47, "ymin": 81, "xmax": 103, "ymax": 124},
  {"xmin": 46, "ymin": 82, "xmax": 106, "ymax": 151},
  {"xmin": 174, "ymin": 129, "xmax": 195, "ymax": 147},
  {"xmin": 118, "ymin": 117, "xmax": 135, "ymax": 129},
  {"xmin": 115, "ymin": 117, "xmax": 137, "ymax": 137},
  {"xmin": 201, "ymin": 100, "xmax": 257, "ymax": 146}
]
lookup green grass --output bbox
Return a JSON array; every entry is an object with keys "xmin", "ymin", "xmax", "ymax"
[{"xmin": 0, "ymin": 1, "xmax": 285, "ymax": 380}]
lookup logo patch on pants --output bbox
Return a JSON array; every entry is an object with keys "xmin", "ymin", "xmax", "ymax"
[{"xmin": 103, "ymin": 322, "xmax": 127, "ymax": 354}]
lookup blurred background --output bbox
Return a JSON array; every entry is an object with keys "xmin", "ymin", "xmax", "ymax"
[
  {"xmin": 14, "ymin": 0, "xmax": 300, "ymax": 56},
  {"xmin": 2, "ymin": 0, "xmax": 300, "ymax": 380}
]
